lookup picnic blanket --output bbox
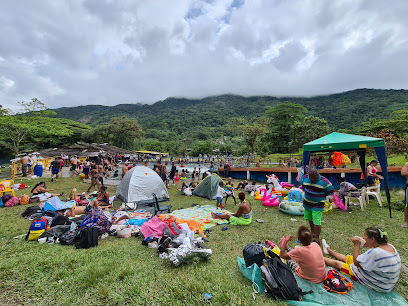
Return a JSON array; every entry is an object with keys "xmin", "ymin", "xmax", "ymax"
[
  {"xmin": 128, "ymin": 210, "xmax": 152, "ymax": 219},
  {"xmin": 237, "ymin": 257, "xmax": 408, "ymax": 306},
  {"xmin": 166, "ymin": 205, "xmax": 232, "ymax": 230}
]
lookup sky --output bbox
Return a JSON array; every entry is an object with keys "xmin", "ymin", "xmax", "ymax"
[{"xmin": 1, "ymin": 0, "xmax": 408, "ymax": 111}]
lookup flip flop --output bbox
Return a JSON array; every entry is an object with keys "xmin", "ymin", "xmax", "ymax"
[{"xmin": 401, "ymin": 224, "xmax": 408, "ymax": 228}]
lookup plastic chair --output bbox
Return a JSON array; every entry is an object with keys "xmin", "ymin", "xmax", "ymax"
[
  {"xmin": 344, "ymin": 187, "xmax": 366, "ymax": 211},
  {"xmin": 0, "ymin": 180, "xmax": 15, "ymax": 197},
  {"xmin": 366, "ymin": 183, "xmax": 382, "ymax": 207},
  {"xmin": 152, "ymin": 193, "xmax": 172, "ymax": 216}
]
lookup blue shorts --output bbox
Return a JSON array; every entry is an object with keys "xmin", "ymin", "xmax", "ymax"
[
  {"xmin": 52, "ymin": 168, "xmax": 59, "ymax": 175},
  {"xmin": 367, "ymin": 176, "xmax": 375, "ymax": 185},
  {"xmin": 216, "ymin": 197, "xmax": 223, "ymax": 204}
]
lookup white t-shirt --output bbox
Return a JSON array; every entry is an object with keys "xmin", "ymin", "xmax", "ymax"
[
  {"xmin": 351, "ymin": 245, "xmax": 401, "ymax": 292},
  {"xmin": 216, "ymin": 186, "xmax": 227, "ymax": 198}
]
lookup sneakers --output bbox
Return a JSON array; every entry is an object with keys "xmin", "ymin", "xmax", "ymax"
[{"xmin": 322, "ymin": 239, "xmax": 330, "ymax": 255}]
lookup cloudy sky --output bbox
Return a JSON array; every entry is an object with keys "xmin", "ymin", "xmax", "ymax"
[{"xmin": 1, "ymin": 0, "xmax": 408, "ymax": 111}]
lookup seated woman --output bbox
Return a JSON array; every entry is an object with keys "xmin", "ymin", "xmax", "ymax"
[
  {"xmin": 31, "ymin": 182, "xmax": 63, "ymax": 200},
  {"xmin": 279, "ymin": 226, "xmax": 326, "ymax": 283},
  {"xmin": 367, "ymin": 160, "xmax": 384, "ymax": 186},
  {"xmin": 323, "ymin": 227, "xmax": 401, "ymax": 292},
  {"xmin": 236, "ymin": 180, "xmax": 248, "ymax": 190},
  {"xmin": 93, "ymin": 186, "xmax": 110, "ymax": 208},
  {"xmin": 337, "ymin": 177, "xmax": 360, "ymax": 201},
  {"xmin": 211, "ymin": 192, "xmax": 252, "ymax": 225}
]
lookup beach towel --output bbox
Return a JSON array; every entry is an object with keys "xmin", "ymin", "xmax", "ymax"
[
  {"xmin": 79, "ymin": 208, "xmax": 112, "ymax": 234},
  {"xmin": 140, "ymin": 216, "xmax": 167, "ymax": 238},
  {"xmin": 165, "ymin": 205, "xmax": 232, "ymax": 231}
]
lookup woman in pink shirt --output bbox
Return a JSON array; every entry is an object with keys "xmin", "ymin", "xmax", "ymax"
[{"xmin": 280, "ymin": 226, "xmax": 326, "ymax": 283}]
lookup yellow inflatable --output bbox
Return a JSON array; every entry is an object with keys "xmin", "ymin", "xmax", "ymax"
[
  {"xmin": 254, "ymin": 191, "xmax": 263, "ymax": 201},
  {"xmin": 323, "ymin": 200, "xmax": 333, "ymax": 213}
]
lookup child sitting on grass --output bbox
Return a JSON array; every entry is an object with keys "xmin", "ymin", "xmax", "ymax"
[
  {"xmin": 279, "ymin": 226, "xmax": 326, "ymax": 283},
  {"xmin": 211, "ymin": 192, "xmax": 252, "ymax": 225}
]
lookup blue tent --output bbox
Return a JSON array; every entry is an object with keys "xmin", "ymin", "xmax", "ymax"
[{"xmin": 303, "ymin": 132, "xmax": 392, "ymax": 218}]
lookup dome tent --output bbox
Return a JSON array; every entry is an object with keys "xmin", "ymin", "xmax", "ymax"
[
  {"xmin": 192, "ymin": 174, "xmax": 225, "ymax": 200},
  {"xmin": 116, "ymin": 166, "xmax": 169, "ymax": 204}
]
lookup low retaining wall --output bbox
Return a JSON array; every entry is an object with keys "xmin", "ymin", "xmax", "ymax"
[{"xmin": 218, "ymin": 166, "xmax": 405, "ymax": 189}]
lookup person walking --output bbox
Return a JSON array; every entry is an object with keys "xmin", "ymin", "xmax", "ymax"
[{"xmin": 301, "ymin": 168, "xmax": 334, "ymax": 244}]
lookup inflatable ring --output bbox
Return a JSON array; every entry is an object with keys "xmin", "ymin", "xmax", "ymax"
[
  {"xmin": 254, "ymin": 191, "xmax": 263, "ymax": 201},
  {"xmin": 175, "ymin": 177, "xmax": 181, "ymax": 181},
  {"xmin": 279, "ymin": 200, "xmax": 304, "ymax": 216},
  {"xmin": 181, "ymin": 177, "xmax": 186, "ymax": 181}
]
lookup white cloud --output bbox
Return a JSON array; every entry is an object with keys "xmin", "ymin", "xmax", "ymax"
[{"xmin": 0, "ymin": 0, "xmax": 407, "ymax": 111}]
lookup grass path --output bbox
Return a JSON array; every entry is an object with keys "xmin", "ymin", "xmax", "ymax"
[{"xmin": 0, "ymin": 177, "xmax": 407, "ymax": 305}]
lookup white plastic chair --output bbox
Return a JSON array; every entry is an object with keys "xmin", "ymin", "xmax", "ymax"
[
  {"xmin": 366, "ymin": 183, "xmax": 382, "ymax": 207},
  {"xmin": 344, "ymin": 187, "xmax": 366, "ymax": 211}
]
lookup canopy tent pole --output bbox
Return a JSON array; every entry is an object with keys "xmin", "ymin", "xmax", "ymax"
[
  {"xmin": 357, "ymin": 150, "xmax": 367, "ymax": 185},
  {"xmin": 375, "ymin": 147, "xmax": 392, "ymax": 218},
  {"xmin": 302, "ymin": 150, "xmax": 311, "ymax": 175}
]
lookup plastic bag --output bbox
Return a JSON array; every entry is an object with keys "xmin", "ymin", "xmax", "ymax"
[{"xmin": 237, "ymin": 256, "xmax": 264, "ymax": 293}]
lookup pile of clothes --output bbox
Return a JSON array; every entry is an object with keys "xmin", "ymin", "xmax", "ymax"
[{"xmin": 140, "ymin": 216, "xmax": 212, "ymax": 266}]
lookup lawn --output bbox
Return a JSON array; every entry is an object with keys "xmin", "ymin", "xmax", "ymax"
[{"xmin": 0, "ymin": 177, "xmax": 407, "ymax": 305}]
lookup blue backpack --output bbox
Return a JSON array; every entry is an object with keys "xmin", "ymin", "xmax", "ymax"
[
  {"xmin": 0, "ymin": 197, "xmax": 3, "ymax": 208},
  {"xmin": 26, "ymin": 219, "xmax": 48, "ymax": 241}
]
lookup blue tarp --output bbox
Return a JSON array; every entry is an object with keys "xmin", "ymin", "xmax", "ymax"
[{"xmin": 238, "ymin": 257, "xmax": 408, "ymax": 305}]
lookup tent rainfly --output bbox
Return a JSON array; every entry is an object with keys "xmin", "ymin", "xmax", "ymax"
[
  {"xmin": 192, "ymin": 174, "xmax": 225, "ymax": 200},
  {"xmin": 116, "ymin": 166, "xmax": 169, "ymax": 204},
  {"xmin": 303, "ymin": 132, "xmax": 392, "ymax": 218}
]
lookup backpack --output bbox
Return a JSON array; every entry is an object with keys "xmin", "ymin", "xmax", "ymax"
[
  {"xmin": 26, "ymin": 219, "xmax": 48, "ymax": 241},
  {"xmin": 20, "ymin": 195, "xmax": 30, "ymax": 205},
  {"xmin": 41, "ymin": 210, "xmax": 58, "ymax": 227},
  {"xmin": 39, "ymin": 225, "xmax": 70, "ymax": 240},
  {"xmin": 52, "ymin": 215, "xmax": 72, "ymax": 227},
  {"xmin": 60, "ymin": 229, "xmax": 80, "ymax": 245},
  {"xmin": 323, "ymin": 269, "xmax": 353, "ymax": 294},
  {"xmin": 1, "ymin": 194, "xmax": 12, "ymax": 204},
  {"xmin": 243, "ymin": 242, "xmax": 267, "ymax": 267},
  {"xmin": 0, "ymin": 197, "xmax": 3, "ymax": 208},
  {"xmin": 162, "ymin": 222, "xmax": 182, "ymax": 239},
  {"xmin": 75, "ymin": 227, "xmax": 100, "ymax": 249},
  {"xmin": 4, "ymin": 196, "xmax": 19, "ymax": 207},
  {"xmin": 261, "ymin": 254, "xmax": 313, "ymax": 301},
  {"xmin": 22, "ymin": 206, "xmax": 42, "ymax": 218}
]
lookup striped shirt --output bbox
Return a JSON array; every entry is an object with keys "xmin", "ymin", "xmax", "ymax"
[
  {"xmin": 351, "ymin": 245, "xmax": 401, "ymax": 292},
  {"xmin": 301, "ymin": 174, "xmax": 334, "ymax": 210}
]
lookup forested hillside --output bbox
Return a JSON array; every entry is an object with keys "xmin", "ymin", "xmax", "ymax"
[{"xmin": 54, "ymin": 89, "xmax": 408, "ymax": 136}]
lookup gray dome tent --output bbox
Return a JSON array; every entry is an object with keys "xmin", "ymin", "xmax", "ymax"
[{"xmin": 116, "ymin": 166, "xmax": 169, "ymax": 204}]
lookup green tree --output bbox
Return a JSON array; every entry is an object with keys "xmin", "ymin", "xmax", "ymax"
[
  {"xmin": 241, "ymin": 124, "xmax": 264, "ymax": 154},
  {"xmin": 100, "ymin": 116, "xmax": 144, "ymax": 150},
  {"xmin": 191, "ymin": 140, "xmax": 216, "ymax": 156},
  {"xmin": 0, "ymin": 98, "xmax": 50, "ymax": 156},
  {"xmin": 263, "ymin": 102, "xmax": 307, "ymax": 153}
]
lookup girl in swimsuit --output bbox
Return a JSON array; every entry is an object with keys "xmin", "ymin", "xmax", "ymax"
[{"xmin": 31, "ymin": 182, "xmax": 63, "ymax": 197}]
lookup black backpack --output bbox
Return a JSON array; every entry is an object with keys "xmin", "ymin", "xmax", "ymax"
[
  {"xmin": 21, "ymin": 206, "xmax": 41, "ymax": 218},
  {"xmin": 243, "ymin": 242, "xmax": 266, "ymax": 267},
  {"xmin": 75, "ymin": 227, "xmax": 99, "ymax": 249},
  {"xmin": 60, "ymin": 229, "xmax": 80, "ymax": 245},
  {"xmin": 261, "ymin": 254, "xmax": 313, "ymax": 301},
  {"xmin": 39, "ymin": 225, "xmax": 70, "ymax": 240}
]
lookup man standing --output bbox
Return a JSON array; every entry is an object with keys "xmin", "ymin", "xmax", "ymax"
[
  {"xmin": 301, "ymin": 168, "xmax": 334, "ymax": 243},
  {"xmin": 50, "ymin": 157, "xmax": 61, "ymax": 182},
  {"xmin": 401, "ymin": 162, "xmax": 408, "ymax": 228},
  {"xmin": 20, "ymin": 156, "xmax": 28, "ymax": 177}
]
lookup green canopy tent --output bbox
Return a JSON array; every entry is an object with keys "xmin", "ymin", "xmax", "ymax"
[{"xmin": 302, "ymin": 132, "xmax": 392, "ymax": 218}]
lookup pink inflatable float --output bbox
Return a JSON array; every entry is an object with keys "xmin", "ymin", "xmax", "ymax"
[{"xmin": 260, "ymin": 188, "xmax": 280, "ymax": 206}]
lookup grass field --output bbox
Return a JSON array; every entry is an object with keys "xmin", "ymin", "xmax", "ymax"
[{"xmin": 0, "ymin": 177, "xmax": 407, "ymax": 305}]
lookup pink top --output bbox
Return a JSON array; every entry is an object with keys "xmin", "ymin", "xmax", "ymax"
[{"xmin": 288, "ymin": 242, "xmax": 326, "ymax": 283}]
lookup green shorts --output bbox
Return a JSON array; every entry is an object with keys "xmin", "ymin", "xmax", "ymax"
[
  {"xmin": 229, "ymin": 216, "xmax": 252, "ymax": 226},
  {"xmin": 304, "ymin": 208, "xmax": 323, "ymax": 226}
]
